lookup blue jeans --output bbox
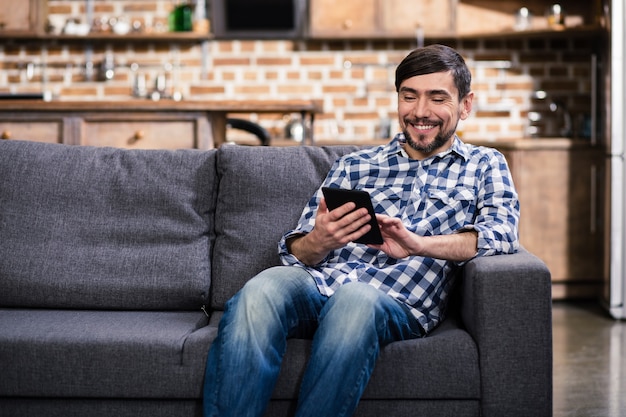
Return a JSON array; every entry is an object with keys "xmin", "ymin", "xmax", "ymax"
[{"xmin": 203, "ymin": 266, "xmax": 423, "ymax": 417}]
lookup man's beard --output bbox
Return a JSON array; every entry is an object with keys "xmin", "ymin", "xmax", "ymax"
[{"xmin": 402, "ymin": 119, "xmax": 458, "ymax": 155}]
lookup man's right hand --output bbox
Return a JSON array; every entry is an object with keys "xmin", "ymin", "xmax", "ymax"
[{"xmin": 286, "ymin": 198, "xmax": 373, "ymax": 266}]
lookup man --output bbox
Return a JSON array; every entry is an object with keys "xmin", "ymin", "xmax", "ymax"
[{"xmin": 203, "ymin": 44, "xmax": 519, "ymax": 417}]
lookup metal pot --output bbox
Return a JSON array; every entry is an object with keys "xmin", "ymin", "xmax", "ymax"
[{"xmin": 285, "ymin": 116, "xmax": 306, "ymax": 142}]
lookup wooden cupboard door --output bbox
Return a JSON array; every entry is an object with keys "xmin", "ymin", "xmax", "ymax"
[
  {"xmin": 382, "ymin": 0, "xmax": 453, "ymax": 36},
  {"xmin": 0, "ymin": 1, "xmax": 30, "ymax": 32},
  {"xmin": 81, "ymin": 119, "xmax": 196, "ymax": 149},
  {"xmin": 512, "ymin": 146, "xmax": 603, "ymax": 298},
  {"xmin": 0, "ymin": 120, "xmax": 63, "ymax": 143},
  {"xmin": 0, "ymin": 0, "xmax": 47, "ymax": 34},
  {"xmin": 309, "ymin": 0, "xmax": 377, "ymax": 37},
  {"xmin": 456, "ymin": 0, "xmax": 522, "ymax": 35}
]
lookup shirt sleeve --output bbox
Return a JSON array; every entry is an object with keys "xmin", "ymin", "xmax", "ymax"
[{"xmin": 460, "ymin": 149, "xmax": 520, "ymax": 258}]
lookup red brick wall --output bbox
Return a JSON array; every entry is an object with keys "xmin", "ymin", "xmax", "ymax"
[{"xmin": 0, "ymin": 1, "xmax": 600, "ymax": 142}]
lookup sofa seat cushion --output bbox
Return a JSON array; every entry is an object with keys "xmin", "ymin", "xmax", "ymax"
[
  {"xmin": 211, "ymin": 145, "xmax": 359, "ymax": 309},
  {"xmin": 0, "ymin": 309, "xmax": 216, "ymax": 398},
  {"xmin": 0, "ymin": 141, "xmax": 217, "ymax": 310},
  {"xmin": 207, "ymin": 312, "xmax": 480, "ymax": 400}
]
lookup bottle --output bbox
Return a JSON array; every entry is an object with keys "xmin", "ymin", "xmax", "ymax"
[
  {"xmin": 168, "ymin": 1, "xmax": 177, "ymax": 32},
  {"xmin": 170, "ymin": 1, "xmax": 193, "ymax": 32},
  {"xmin": 193, "ymin": 0, "xmax": 210, "ymax": 34}
]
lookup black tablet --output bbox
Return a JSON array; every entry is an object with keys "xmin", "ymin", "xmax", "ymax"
[{"xmin": 321, "ymin": 187, "xmax": 383, "ymax": 245}]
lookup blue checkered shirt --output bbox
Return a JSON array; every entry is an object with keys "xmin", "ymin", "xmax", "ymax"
[{"xmin": 279, "ymin": 134, "xmax": 520, "ymax": 333}]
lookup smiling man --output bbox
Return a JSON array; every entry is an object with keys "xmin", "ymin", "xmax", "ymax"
[{"xmin": 203, "ymin": 44, "xmax": 520, "ymax": 417}]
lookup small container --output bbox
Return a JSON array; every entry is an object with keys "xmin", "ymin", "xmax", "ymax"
[
  {"xmin": 155, "ymin": 73, "xmax": 167, "ymax": 95},
  {"xmin": 547, "ymin": 4, "xmax": 565, "ymax": 29},
  {"xmin": 132, "ymin": 72, "xmax": 147, "ymax": 98},
  {"xmin": 99, "ymin": 51, "xmax": 115, "ymax": 81},
  {"xmin": 514, "ymin": 7, "xmax": 532, "ymax": 31}
]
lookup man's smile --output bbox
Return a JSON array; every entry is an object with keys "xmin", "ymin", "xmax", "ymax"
[{"xmin": 407, "ymin": 119, "xmax": 440, "ymax": 133}]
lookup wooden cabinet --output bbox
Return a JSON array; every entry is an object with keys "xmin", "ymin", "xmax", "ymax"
[
  {"xmin": 309, "ymin": 0, "xmax": 377, "ymax": 37},
  {"xmin": 309, "ymin": 0, "xmax": 600, "ymax": 39},
  {"xmin": 0, "ymin": 119, "xmax": 63, "ymax": 144},
  {"xmin": 309, "ymin": 0, "xmax": 454, "ymax": 38},
  {"xmin": 80, "ymin": 114, "xmax": 202, "ymax": 150},
  {"xmin": 0, "ymin": 0, "xmax": 47, "ymax": 34},
  {"xmin": 0, "ymin": 110, "xmax": 208, "ymax": 150},
  {"xmin": 495, "ymin": 140, "xmax": 604, "ymax": 299},
  {"xmin": 382, "ymin": 0, "xmax": 454, "ymax": 36}
]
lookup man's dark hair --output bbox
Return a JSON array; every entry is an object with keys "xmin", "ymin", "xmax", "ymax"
[{"xmin": 395, "ymin": 44, "xmax": 471, "ymax": 100}]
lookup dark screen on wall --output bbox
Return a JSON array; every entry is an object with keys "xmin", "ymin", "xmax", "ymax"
[{"xmin": 225, "ymin": 0, "xmax": 295, "ymax": 30}]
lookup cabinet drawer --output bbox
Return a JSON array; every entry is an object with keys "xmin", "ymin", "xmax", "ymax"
[
  {"xmin": 0, "ymin": 120, "xmax": 62, "ymax": 143},
  {"xmin": 82, "ymin": 120, "xmax": 196, "ymax": 149},
  {"xmin": 383, "ymin": 0, "xmax": 453, "ymax": 35},
  {"xmin": 310, "ymin": 0, "xmax": 377, "ymax": 37}
]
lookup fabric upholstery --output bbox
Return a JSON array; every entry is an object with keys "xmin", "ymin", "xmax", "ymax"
[
  {"xmin": 461, "ymin": 247, "xmax": 553, "ymax": 417},
  {"xmin": 0, "ymin": 308, "xmax": 215, "ymax": 398},
  {"xmin": 0, "ymin": 399, "xmax": 203, "ymax": 417},
  {"xmin": 0, "ymin": 141, "xmax": 216, "ymax": 310},
  {"xmin": 0, "ymin": 140, "xmax": 552, "ymax": 417},
  {"xmin": 210, "ymin": 144, "xmax": 359, "ymax": 309}
]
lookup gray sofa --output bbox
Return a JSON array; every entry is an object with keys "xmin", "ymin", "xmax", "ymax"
[{"xmin": 0, "ymin": 139, "xmax": 552, "ymax": 417}]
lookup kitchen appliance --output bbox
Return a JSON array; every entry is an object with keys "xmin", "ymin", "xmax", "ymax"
[
  {"xmin": 209, "ymin": 0, "xmax": 306, "ymax": 39},
  {"xmin": 605, "ymin": 0, "xmax": 626, "ymax": 318},
  {"xmin": 527, "ymin": 91, "xmax": 572, "ymax": 138},
  {"xmin": 284, "ymin": 114, "xmax": 306, "ymax": 142}
]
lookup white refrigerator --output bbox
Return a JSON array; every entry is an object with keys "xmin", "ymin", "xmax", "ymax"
[{"xmin": 606, "ymin": 0, "xmax": 626, "ymax": 318}]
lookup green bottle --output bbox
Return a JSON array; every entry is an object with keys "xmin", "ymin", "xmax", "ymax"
[
  {"xmin": 175, "ymin": 2, "xmax": 193, "ymax": 32},
  {"xmin": 169, "ymin": 1, "xmax": 193, "ymax": 32}
]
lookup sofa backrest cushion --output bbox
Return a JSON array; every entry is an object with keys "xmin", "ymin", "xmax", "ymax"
[
  {"xmin": 211, "ymin": 144, "xmax": 359, "ymax": 309},
  {"xmin": 0, "ymin": 140, "xmax": 216, "ymax": 310}
]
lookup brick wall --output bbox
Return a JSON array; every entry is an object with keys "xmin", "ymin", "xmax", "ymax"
[{"xmin": 0, "ymin": 1, "xmax": 599, "ymax": 142}]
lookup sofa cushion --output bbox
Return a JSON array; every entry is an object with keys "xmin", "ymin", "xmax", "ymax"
[
  {"xmin": 0, "ymin": 141, "xmax": 216, "ymax": 310},
  {"xmin": 0, "ymin": 308, "xmax": 215, "ymax": 398},
  {"xmin": 211, "ymin": 144, "xmax": 359, "ymax": 309}
]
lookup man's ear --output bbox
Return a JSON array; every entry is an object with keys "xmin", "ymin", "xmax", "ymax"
[{"xmin": 460, "ymin": 91, "xmax": 474, "ymax": 120}]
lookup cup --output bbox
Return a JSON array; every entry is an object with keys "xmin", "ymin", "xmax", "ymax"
[
  {"xmin": 547, "ymin": 4, "xmax": 565, "ymax": 28},
  {"xmin": 514, "ymin": 7, "xmax": 532, "ymax": 31}
]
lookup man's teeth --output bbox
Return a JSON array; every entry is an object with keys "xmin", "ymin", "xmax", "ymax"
[{"xmin": 414, "ymin": 124, "xmax": 435, "ymax": 130}]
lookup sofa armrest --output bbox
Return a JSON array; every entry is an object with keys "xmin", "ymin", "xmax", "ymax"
[{"xmin": 460, "ymin": 248, "xmax": 552, "ymax": 417}]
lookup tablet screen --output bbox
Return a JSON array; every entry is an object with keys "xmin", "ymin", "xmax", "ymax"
[{"xmin": 321, "ymin": 187, "xmax": 383, "ymax": 245}]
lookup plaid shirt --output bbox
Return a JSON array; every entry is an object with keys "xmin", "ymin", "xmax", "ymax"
[{"xmin": 279, "ymin": 134, "xmax": 519, "ymax": 333}]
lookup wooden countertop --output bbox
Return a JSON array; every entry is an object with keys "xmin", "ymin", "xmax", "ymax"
[
  {"xmin": 0, "ymin": 99, "xmax": 322, "ymax": 148},
  {"xmin": 0, "ymin": 99, "xmax": 322, "ymax": 114},
  {"xmin": 465, "ymin": 137, "xmax": 600, "ymax": 150}
]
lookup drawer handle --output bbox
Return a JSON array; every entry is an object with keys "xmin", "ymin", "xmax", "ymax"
[
  {"xmin": 1, "ymin": 130, "xmax": 11, "ymax": 140},
  {"xmin": 128, "ymin": 130, "xmax": 144, "ymax": 145}
]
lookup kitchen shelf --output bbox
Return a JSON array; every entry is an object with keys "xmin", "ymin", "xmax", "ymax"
[
  {"xmin": 307, "ymin": 24, "xmax": 605, "ymax": 42},
  {"xmin": 0, "ymin": 24, "xmax": 603, "ymax": 44},
  {"xmin": 0, "ymin": 31, "xmax": 211, "ymax": 43},
  {"xmin": 455, "ymin": 24, "xmax": 605, "ymax": 40}
]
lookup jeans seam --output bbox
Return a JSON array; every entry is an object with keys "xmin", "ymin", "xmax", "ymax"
[{"xmin": 339, "ymin": 338, "xmax": 379, "ymax": 417}]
